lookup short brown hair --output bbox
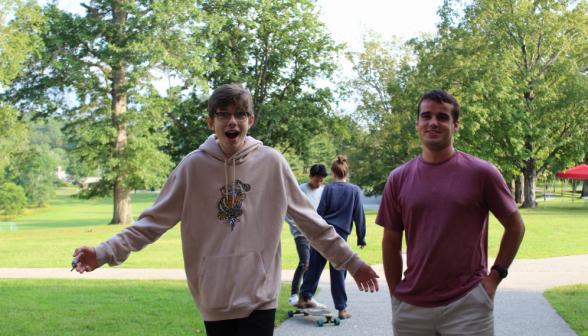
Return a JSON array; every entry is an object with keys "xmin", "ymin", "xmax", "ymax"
[
  {"xmin": 208, "ymin": 84, "xmax": 253, "ymax": 118},
  {"xmin": 417, "ymin": 90, "xmax": 460, "ymax": 122},
  {"xmin": 331, "ymin": 155, "xmax": 349, "ymax": 179}
]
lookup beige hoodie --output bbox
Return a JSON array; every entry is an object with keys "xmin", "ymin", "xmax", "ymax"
[{"xmin": 94, "ymin": 135, "xmax": 365, "ymax": 321}]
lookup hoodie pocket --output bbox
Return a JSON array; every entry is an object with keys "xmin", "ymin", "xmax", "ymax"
[{"xmin": 198, "ymin": 252, "xmax": 269, "ymax": 311}]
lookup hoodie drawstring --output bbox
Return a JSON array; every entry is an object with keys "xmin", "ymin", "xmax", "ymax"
[{"xmin": 224, "ymin": 157, "xmax": 236, "ymax": 206}]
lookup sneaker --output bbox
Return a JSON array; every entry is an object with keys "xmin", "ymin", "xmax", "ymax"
[
  {"xmin": 288, "ymin": 294, "xmax": 298, "ymax": 305},
  {"xmin": 311, "ymin": 299, "xmax": 326, "ymax": 309},
  {"xmin": 338, "ymin": 309, "xmax": 352, "ymax": 319}
]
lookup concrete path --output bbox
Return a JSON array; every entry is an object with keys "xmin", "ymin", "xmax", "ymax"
[
  {"xmin": 1, "ymin": 255, "xmax": 586, "ymax": 335},
  {"xmin": 275, "ymin": 255, "xmax": 588, "ymax": 336}
]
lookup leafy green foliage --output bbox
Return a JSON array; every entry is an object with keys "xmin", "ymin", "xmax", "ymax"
[
  {"xmin": 6, "ymin": 147, "xmax": 56, "ymax": 207},
  {"xmin": 0, "ymin": 182, "xmax": 26, "ymax": 214},
  {"xmin": 0, "ymin": 0, "xmax": 44, "ymax": 86},
  {"xmin": 0, "ymin": 0, "xmax": 43, "ymax": 172},
  {"xmin": 188, "ymin": 0, "xmax": 341, "ymax": 157},
  {"xmin": 162, "ymin": 92, "xmax": 213, "ymax": 165},
  {"xmin": 341, "ymin": 32, "xmax": 422, "ymax": 195},
  {"xmin": 282, "ymin": 134, "xmax": 338, "ymax": 184}
]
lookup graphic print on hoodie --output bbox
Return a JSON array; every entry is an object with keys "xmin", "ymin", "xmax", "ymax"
[{"xmin": 217, "ymin": 180, "xmax": 251, "ymax": 231}]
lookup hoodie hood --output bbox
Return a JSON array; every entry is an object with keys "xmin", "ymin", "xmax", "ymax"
[{"xmin": 199, "ymin": 134, "xmax": 263, "ymax": 164}]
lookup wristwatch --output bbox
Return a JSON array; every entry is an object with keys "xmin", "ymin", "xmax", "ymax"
[{"xmin": 491, "ymin": 265, "xmax": 508, "ymax": 279}]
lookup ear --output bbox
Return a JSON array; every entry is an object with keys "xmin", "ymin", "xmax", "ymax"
[
  {"xmin": 453, "ymin": 120, "xmax": 460, "ymax": 133},
  {"xmin": 248, "ymin": 114, "xmax": 255, "ymax": 128},
  {"xmin": 416, "ymin": 120, "xmax": 419, "ymax": 130},
  {"xmin": 207, "ymin": 117, "xmax": 215, "ymax": 130}
]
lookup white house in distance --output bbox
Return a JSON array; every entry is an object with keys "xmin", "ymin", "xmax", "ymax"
[
  {"xmin": 55, "ymin": 166, "xmax": 67, "ymax": 180},
  {"xmin": 80, "ymin": 177, "xmax": 101, "ymax": 190}
]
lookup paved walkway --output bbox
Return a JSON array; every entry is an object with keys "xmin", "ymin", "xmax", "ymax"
[{"xmin": 1, "ymin": 255, "xmax": 587, "ymax": 335}]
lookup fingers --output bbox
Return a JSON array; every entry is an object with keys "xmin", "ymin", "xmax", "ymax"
[
  {"xmin": 72, "ymin": 246, "xmax": 96, "ymax": 274},
  {"xmin": 356, "ymin": 277, "xmax": 379, "ymax": 292}
]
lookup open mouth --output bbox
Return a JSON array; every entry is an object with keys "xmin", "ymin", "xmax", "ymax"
[{"xmin": 226, "ymin": 131, "xmax": 239, "ymax": 140}]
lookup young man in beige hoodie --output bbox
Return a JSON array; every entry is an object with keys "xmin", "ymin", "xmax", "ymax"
[{"xmin": 72, "ymin": 84, "xmax": 379, "ymax": 336}]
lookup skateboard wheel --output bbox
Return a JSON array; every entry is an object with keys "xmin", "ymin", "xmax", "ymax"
[
  {"xmin": 287, "ymin": 310, "xmax": 294, "ymax": 317},
  {"xmin": 317, "ymin": 319, "xmax": 324, "ymax": 327},
  {"xmin": 334, "ymin": 318, "xmax": 341, "ymax": 326}
]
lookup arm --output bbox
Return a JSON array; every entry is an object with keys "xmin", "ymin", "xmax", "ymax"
[
  {"xmin": 481, "ymin": 210, "xmax": 525, "ymax": 301},
  {"xmin": 382, "ymin": 228, "xmax": 403, "ymax": 296},
  {"xmin": 284, "ymin": 213, "xmax": 299, "ymax": 234},
  {"xmin": 72, "ymin": 170, "xmax": 185, "ymax": 272},
  {"xmin": 354, "ymin": 189, "xmax": 366, "ymax": 247}
]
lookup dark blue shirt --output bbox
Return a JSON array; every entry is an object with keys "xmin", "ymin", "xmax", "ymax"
[{"xmin": 317, "ymin": 182, "xmax": 366, "ymax": 246}]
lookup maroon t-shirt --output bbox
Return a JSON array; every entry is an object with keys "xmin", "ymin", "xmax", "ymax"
[{"xmin": 376, "ymin": 151, "xmax": 517, "ymax": 307}]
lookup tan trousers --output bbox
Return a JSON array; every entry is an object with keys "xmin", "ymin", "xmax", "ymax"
[{"xmin": 392, "ymin": 283, "xmax": 494, "ymax": 336}]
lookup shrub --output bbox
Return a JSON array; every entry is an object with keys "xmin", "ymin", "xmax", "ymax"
[{"xmin": 0, "ymin": 183, "xmax": 27, "ymax": 215}]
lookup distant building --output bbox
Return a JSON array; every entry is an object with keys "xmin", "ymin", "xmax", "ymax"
[
  {"xmin": 56, "ymin": 166, "xmax": 67, "ymax": 180},
  {"xmin": 80, "ymin": 177, "xmax": 101, "ymax": 190}
]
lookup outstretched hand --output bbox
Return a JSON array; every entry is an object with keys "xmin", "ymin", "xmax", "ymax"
[
  {"xmin": 352, "ymin": 262, "xmax": 380, "ymax": 293},
  {"xmin": 72, "ymin": 246, "xmax": 98, "ymax": 274}
]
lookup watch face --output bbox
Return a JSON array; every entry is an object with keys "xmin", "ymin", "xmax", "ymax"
[{"xmin": 492, "ymin": 266, "xmax": 508, "ymax": 278}]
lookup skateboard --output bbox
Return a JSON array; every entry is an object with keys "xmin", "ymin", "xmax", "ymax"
[{"xmin": 287, "ymin": 308, "xmax": 341, "ymax": 327}]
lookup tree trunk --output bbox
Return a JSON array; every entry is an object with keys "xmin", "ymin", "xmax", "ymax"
[
  {"xmin": 109, "ymin": 66, "xmax": 133, "ymax": 224},
  {"xmin": 111, "ymin": 177, "xmax": 133, "ymax": 224},
  {"xmin": 582, "ymin": 180, "xmax": 588, "ymax": 197},
  {"xmin": 514, "ymin": 175, "xmax": 523, "ymax": 204},
  {"xmin": 571, "ymin": 179, "xmax": 577, "ymax": 195},
  {"xmin": 108, "ymin": 4, "xmax": 133, "ymax": 225},
  {"xmin": 521, "ymin": 160, "xmax": 537, "ymax": 208}
]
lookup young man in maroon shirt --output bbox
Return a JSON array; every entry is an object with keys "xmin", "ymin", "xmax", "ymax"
[{"xmin": 376, "ymin": 90, "xmax": 525, "ymax": 335}]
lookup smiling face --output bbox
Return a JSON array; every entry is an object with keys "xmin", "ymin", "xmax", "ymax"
[
  {"xmin": 416, "ymin": 99, "xmax": 459, "ymax": 153},
  {"xmin": 207, "ymin": 104, "xmax": 255, "ymax": 156}
]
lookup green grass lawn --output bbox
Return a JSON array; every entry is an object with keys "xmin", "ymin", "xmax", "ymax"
[
  {"xmin": 0, "ymin": 189, "xmax": 587, "ymax": 269},
  {"xmin": 0, "ymin": 278, "xmax": 293, "ymax": 335},
  {"xmin": 544, "ymin": 284, "xmax": 588, "ymax": 336}
]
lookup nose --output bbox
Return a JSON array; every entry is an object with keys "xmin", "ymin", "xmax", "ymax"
[{"xmin": 228, "ymin": 114, "xmax": 237, "ymax": 124}]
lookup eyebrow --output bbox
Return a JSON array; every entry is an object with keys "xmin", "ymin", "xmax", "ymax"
[{"xmin": 419, "ymin": 111, "xmax": 451, "ymax": 117}]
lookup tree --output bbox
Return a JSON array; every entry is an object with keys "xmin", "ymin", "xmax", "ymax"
[
  {"xmin": 6, "ymin": 0, "xmax": 208, "ymax": 223},
  {"xmin": 341, "ymin": 31, "xmax": 422, "ymax": 195},
  {"xmin": 162, "ymin": 92, "xmax": 213, "ymax": 165},
  {"xmin": 174, "ymin": 0, "xmax": 342, "ymax": 158},
  {"xmin": 412, "ymin": 0, "xmax": 588, "ymax": 208},
  {"xmin": 6, "ymin": 147, "xmax": 56, "ymax": 207},
  {"xmin": 282, "ymin": 133, "xmax": 338, "ymax": 184},
  {"xmin": 0, "ymin": 0, "xmax": 43, "ymax": 172},
  {"xmin": 0, "ymin": 182, "xmax": 26, "ymax": 215}
]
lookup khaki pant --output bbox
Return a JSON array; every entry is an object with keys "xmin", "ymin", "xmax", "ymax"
[{"xmin": 392, "ymin": 283, "xmax": 494, "ymax": 336}]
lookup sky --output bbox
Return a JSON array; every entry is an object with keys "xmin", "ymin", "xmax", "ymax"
[{"xmin": 316, "ymin": 0, "xmax": 444, "ymax": 51}]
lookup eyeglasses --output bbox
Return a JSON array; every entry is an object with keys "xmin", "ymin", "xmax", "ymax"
[{"xmin": 215, "ymin": 112, "xmax": 251, "ymax": 123}]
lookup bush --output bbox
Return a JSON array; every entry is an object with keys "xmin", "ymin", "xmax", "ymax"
[
  {"xmin": 54, "ymin": 179, "xmax": 71, "ymax": 187},
  {"xmin": 0, "ymin": 183, "xmax": 27, "ymax": 215}
]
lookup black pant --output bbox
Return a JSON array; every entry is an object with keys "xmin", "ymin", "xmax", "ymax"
[
  {"xmin": 204, "ymin": 309, "xmax": 276, "ymax": 336},
  {"xmin": 291, "ymin": 236, "xmax": 310, "ymax": 295}
]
